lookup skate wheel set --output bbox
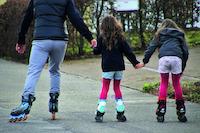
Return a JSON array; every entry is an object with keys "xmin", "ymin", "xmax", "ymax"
[
  {"xmin": 116, "ymin": 111, "xmax": 127, "ymax": 122},
  {"xmin": 177, "ymin": 114, "xmax": 187, "ymax": 122},
  {"xmin": 95, "ymin": 99, "xmax": 127, "ymax": 123},
  {"xmin": 51, "ymin": 112, "xmax": 56, "ymax": 120},
  {"xmin": 95, "ymin": 111, "xmax": 104, "ymax": 122},
  {"xmin": 9, "ymin": 114, "xmax": 28, "ymax": 123},
  {"xmin": 95, "ymin": 110, "xmax": 127, "ymax": 123}
]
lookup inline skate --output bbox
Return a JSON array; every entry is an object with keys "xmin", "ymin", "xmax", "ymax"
[
  {"xmin": 49, "ymin": 93, "xmax": 59, "ymax": 120},
  {"xmin": 176, "ymin": 99, "xmax": 187, "ymax": 122},
  {"xmin": 156, "ymin": 100, "xmax": 166, "ymax": 122},
  {"xmin": 95, "ymin": 100, "xmax": 106, "ymax": 122},
  {"xmin": 116, "ymin": 99, "xmax": 126, "ymax": 122},
  {"xmin": 9, "ymin": 94, "xmax": 35, "ymax": 122}
]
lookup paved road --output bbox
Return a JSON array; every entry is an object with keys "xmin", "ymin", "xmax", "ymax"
[{"xmin": 0, "ymin": 47, "xmax": 200, "ymax": 133}]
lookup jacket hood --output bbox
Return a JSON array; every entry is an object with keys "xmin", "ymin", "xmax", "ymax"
[{"xmin": 159, "ymin": 28, "xmax": 185, "ymax": 40}]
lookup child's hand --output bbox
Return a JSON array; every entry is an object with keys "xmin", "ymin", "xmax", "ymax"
[
  {"xmin": 90, "ymin": 39, "xmax": 97, "ymax": 48},
  {"xmin": 135, "ymin": 63, "xmax": 144, "ymax": 69}
]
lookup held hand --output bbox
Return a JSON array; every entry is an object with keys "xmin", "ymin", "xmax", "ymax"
[
  {"xmin": 90, "ymin": 39, "xmax": 97, "ymax": 48},
  {"xmin": 135, "ymin": 63, "xmax": 144, "ymax": 69},
  {"xmin": 16, "ymin": 43, "xmax": 26, "ymax": 54}
]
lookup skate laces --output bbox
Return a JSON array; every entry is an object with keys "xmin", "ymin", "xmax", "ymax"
[
  {"xmin": 97, "ymin": 100, "xmax": 106, "ymax": 113},
  {"xmin": 116, "ymin": 99, "xmax": 125, "ymax": 112}
]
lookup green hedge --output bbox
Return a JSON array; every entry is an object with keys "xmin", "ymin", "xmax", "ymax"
[
  {"xmin": 186, "ymin": 30, "xmax": 200, "ymax": 47},
  {"xmin": 0, "ymin": 0, "xmax": 32, "ymax": 63},
  {"xmin": 127, "ymin": 30, "xmax": 200, "ymax": 48}
]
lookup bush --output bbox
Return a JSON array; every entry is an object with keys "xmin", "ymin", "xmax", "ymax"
[
  {"xmin": 0, "ymin": 0, "xmax": 92, "ymax": 62},
  {"xmin": 143, "ymin": 82, "xmax": 160, "ymax": 95},
  {"xmin": 127, "ymin": 30, "xmax": 200, "ymax": 49},
  {"xmin": 0, "ymin": 0, "xmax": 33, "ymax": 63},
  {"xmin": 182, "ymin": 81, "xmax": 200, "ymax": 103},
  {"xmin": 186, "ymin": 30, "xmax": 200, "ymax": 47},
  {"xmin": 0, "ymin": 0, "xmax": 6, "ymax": 5}
]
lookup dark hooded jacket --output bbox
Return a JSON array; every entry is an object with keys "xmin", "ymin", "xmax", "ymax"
[
  {"xmin": 94, "ymin": 36, "xmax": 140, "ymax": 72},
  {"xmin": 18, "ymin": 0, "xmax": 93, "ymax": 44},
  {"xmin": 143, "ymin": 28, "xmax": 189, "ymax": 72}
]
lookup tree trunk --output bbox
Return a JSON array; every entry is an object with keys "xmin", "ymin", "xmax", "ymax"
[
  {"xmin": 96, "ymin": 0, "xmax": 104, "ymax": 38},
  {"xmin": 139, "ymin": 0, "xmax": 146, "ymax": 49},
  {"xmin": 78, "ymin": 36, "xmax": 84, "ymax": 56},
  {"xmin": 154, "ymin": 0, "xmax": 160, "ymax": 31}
]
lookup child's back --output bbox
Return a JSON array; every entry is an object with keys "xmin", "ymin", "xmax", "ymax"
[{"xmin": 142, "ymin": 19, "xmax": 189, "ymax": 123}]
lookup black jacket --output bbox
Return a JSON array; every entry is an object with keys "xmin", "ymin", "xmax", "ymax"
[
  {"xmin": 18, "ymin": 0, "xmax": 93, "ymax": 44},
  {"xmin": 94, "ymin": 36, "xmax": 140, "ymax": 72},
  {"xmin": 143, "ymin": 28, "xmax": 189, "ymax": 72}
]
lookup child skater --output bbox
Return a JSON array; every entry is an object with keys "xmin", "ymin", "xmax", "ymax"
[
  {"xmin": 92, "ymin": 15, "xmax": 142, "ymax": 122},
  {"xmin": 142, "ymin": 19, "xmax": 189, "ymax": 122}
]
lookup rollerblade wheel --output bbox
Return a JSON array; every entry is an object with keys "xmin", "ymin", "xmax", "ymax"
[
  {"xmin": 116, "ymin": 111, "xmax": 127, "ymax": 122},
  {"xmin": 16, "ymin": 117, "xmax": 22, "ymax": 122},
  {"xmin": 157, "ymin": 115, "xmax": 164, "ymax": 122},
  {"xmin": 117, "ymin": 116, "xmax": 126, "ymax": 122},
  {"xmin": 22, "ymin": 115, "xmax": 28, "ymax": 121},
  {"xmin": 51, "ymin": 112, "xmax": 56, "ymax": 120},
  {"xmin": 178, "ymin": 115, "xmax": 187, "ymax": 122},
  {"xmin": 9, "ymin": 118, "xmax": 16, "ymax": 123},
  {"xmin": 95, "ymin": 115, "xmax": 103, "ymax": 122}
]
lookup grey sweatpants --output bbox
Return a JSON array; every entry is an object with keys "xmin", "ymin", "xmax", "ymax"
[{"xmin": 22, "ymin": 40, "xmax": 67, "ymax": 100}]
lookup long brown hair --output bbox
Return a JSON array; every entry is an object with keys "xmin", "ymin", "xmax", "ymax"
[
  {"xmin": 155, "ymin": 18, "xmax": 184, "ymax": 38},
  {"xmin": 100, "ymin": 15, "xmax": 124, "ymax": 50}
]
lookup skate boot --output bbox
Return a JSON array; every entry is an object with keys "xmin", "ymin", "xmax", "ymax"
[
  {"xmin": 9, "ymin": 94, "xmax": 35, "ymax": 123},
  {"xmin": 116, "ymin": 99, "xmax": 126, "ymax": 122},
  {"xmin": 176, "ymin": 99, "xmax": 187, "ymax": 122},
  {"xmin": 49, "ymin": 93, "xmax": 59, "ymax": 120},
  {"xmin": 95, "ymin": 100, "xmax": 106, "ymax": 122},
  {"xmin": 156, "ymin": 100, "xmax": 166, "ymax": 122}
]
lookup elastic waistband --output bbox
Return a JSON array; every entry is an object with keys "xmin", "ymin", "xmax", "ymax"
[{"xmin": 33, "ymin": 36, "xmax": 69, "ymax": 41}]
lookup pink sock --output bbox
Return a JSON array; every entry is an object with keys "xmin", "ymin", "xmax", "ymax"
[
  {"xmin": 158, "ymin": 73, "xmax": 169, "ymax": 101},
  {"xmin": 172, "ymin": 74, "xmax": 183, "ymax": 100},
  {"xmin": 99, "ymin": 78, "xmax": 111, "ymax": 99},
  {"xmin": 113, "ymin": 80, "xmax": 122, "ymax": 99}
]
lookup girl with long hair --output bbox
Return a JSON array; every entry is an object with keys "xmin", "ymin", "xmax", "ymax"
[
  {"xmin": 93, "ymin": 15, "xmax": 142, "ymax": 122},
  {"xmin": 143, "ymin": 19, "xmax": 189, "ymax": 122}
]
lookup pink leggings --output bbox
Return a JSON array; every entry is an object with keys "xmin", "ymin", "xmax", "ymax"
[
  {"xmin": 99, "ymin": 78, "xmax": 122, "ymax": 100},
  {"xmin": 159, "ymin": 73, "xmax": 183, "ymax": 101}
]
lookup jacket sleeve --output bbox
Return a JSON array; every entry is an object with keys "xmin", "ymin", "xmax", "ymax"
[
  {"xmin": 143, "ymin": 37, "xmax": 159, "ymax": 64},
  {"xmin": 181, "ymin": 40, "xmax": 189, "ymax": 72},
  {"xmin": 18, "ymin": 0, "xmax": 34, "ymax": 44},
  {"xmin": 122, "ymin": 40, "xmax": 140, "ymax": 67},
  {"xmin": 66, "ymin": 0, "xmax": 93, "ymax": 42},
  {"xmin": 93, "ymin": 37, "xmax": 102, "ymax": 55}
]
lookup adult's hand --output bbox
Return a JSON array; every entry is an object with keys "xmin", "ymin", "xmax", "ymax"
[{"xmin": 15, "ymin": 43, "xmax": 26, "ymax": 54}]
